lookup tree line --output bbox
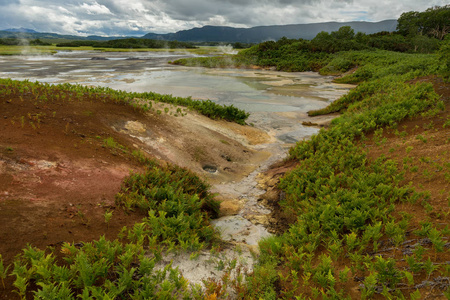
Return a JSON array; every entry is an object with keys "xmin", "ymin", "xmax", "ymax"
[
  {"xmin": 175, "ymin": 5, "xmax": 449, "ymax": 75},
  {"xmin": 260, "ymin": 4, "xmax": 449, "ymax": 56},
  {"xmin": 0, "ymin": 38, "xmax": 51, "ymax": 46},
  {"xmin": 397, "ymin": 5, "xmax": 449, "ymax": 40},
  {"xmin": 55, "ymin": 38, "xmax": 197, "ymax": 49}
]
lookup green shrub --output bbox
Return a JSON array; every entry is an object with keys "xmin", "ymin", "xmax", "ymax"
[
  {"xmin": 0, "ymin": 78, "xmax": 250, "ymax": 125},
  {"xmin": 245, "ymin": 46, "xmax": 442, "ymax": 298},
  {"xmin": 115, "ymin": 165, "xmax": 220, "ymax": 250}
]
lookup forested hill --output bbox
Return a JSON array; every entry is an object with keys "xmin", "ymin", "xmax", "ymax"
[
  {"xmin": 142, "ymin": 20, "xmax": 397, "ymax": 43},
  {"xmin": 0, "ymin": 30, "xmax": 116, "ymax": 41},
  {"xmin": 1, "ymin": 20, "xmax": 396, "ymax": 43}
]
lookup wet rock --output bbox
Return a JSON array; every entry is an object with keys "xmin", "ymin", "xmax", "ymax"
[{"xmin": 247, "ymin": 214, "xmax": 271, "ymax": 226}]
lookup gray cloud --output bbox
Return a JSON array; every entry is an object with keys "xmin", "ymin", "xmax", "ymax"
[
  {"xmin": 0, "ymin": 0, "xmax": 447, "ymax": 36},
  {"xmin": 0, "ymin": 0, "xmax": 19, "ymax": 4}
]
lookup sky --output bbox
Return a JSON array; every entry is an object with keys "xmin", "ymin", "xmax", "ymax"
[{"xmin": 0, "ymin": 0, "xmax": 447, "ymax": 37}]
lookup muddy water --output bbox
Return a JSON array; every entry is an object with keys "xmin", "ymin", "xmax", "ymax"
[{"xmin": 0, "ymin": 51, "xmax": 352, "ymax": 288}]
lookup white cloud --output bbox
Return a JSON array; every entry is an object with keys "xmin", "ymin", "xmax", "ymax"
[
  {"xmin": 207, "ymin": 15, "xmax": 231, "ymax": 26},
  {"xmin": 80, "ymin": 2, "xmax": 113, "ymax": 15}
]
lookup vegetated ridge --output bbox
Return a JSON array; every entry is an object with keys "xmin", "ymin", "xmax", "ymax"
[{"xmin": 143, "ymin": 20, "xmax": 397, "ymax": 43}]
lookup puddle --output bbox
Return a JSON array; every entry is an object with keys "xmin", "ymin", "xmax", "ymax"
[{"xmin": 203, "ymin": 165, "xmax": 218, "ymax": 173}]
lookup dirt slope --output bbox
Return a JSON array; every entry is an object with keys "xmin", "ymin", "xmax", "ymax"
[{"xmin": 0, "ymin": 83, "xmax": 270, "ymax": 280}]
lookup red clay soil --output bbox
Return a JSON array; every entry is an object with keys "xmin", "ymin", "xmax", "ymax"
[
  {"xmin": 355, "ymin": 76, "xmax": 450, "ymax": 299},
  {"xmin": 0, "ymin": 81, "xmax": 270, "ymax": 298},
  {"xmin": 258, "ymin": 158, "xmax": 299, "ymax": 233},
  {"xmin": 0, "ymin": 91, "xmax": 150, "ymax": 298},
  {"xmin": 363, "ymin": 76, "xmax": 450, "ymax": 230}
]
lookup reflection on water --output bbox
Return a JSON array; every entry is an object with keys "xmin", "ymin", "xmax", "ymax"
[
  {"xmin": 97, "ymin": 68, "xmax": 350, "ymax": 115},
  {"xmin": 0, "ymin": 51, "xmax": 352, "ymax": 144}
]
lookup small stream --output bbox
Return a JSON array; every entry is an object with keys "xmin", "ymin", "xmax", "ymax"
[{"xmin": 0, "ymin": 51, "xmax": 353, "ymax": 287}]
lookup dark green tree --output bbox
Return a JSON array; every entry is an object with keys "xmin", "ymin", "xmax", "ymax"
[
  {"xmin": 331, "ymin": 26, "xmax": 355, "ymax": 40},
  {"xmin": 411, "ymin": 35, "xmax": 440, "ymax": 53},
  {"xmin": 424, "ymin": 6, "xmax": 450, "ymax": 40},
  {"xmin": 310, "ymin": 31, "xmax": 334, "ymax": 52},
  {"xmin": 397, "ymin": 11, "xmax": 422, "ymax": 36},
  {"xmin": 397, "ymin": 5, "xmax": 449, "ymax": 40}
]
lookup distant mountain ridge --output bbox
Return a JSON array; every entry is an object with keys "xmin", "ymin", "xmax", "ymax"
[
  {"xmin": 143, "ymin": 20, "xmax": 398, "ymax": 43},
  {"xmin": 0, "ymin": 29, "xmax": 119, "ymax": 41},
  {"xmin": 1, "ymin": 20, "xmax": 398, "ymax": 43},
  {"xmin": 3, "ymin": 28, "xmax": 38, "ymax": 33}
]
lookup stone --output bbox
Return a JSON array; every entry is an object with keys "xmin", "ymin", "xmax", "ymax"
[{"xmin": 219, "ymin": 199, "xmax": 242, "ymax": 216}]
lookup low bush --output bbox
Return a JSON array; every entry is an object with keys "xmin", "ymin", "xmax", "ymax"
[{"xmin": 0, "ymin": 78, "xmax": 250, "ymax": 124}]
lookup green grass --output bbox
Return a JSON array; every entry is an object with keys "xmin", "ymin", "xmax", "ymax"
[
  {"xmin": 11, "ymin": 239, "xmax": 203, "ymax": 299},
  {"xmin": 4, "ymin": 156, "xmax": 219, "ymax": 298}
]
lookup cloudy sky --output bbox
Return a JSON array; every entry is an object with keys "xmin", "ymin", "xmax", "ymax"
[{"xmin": 0, "ymin": 0, "xmax": 447, "ymax": 36}]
